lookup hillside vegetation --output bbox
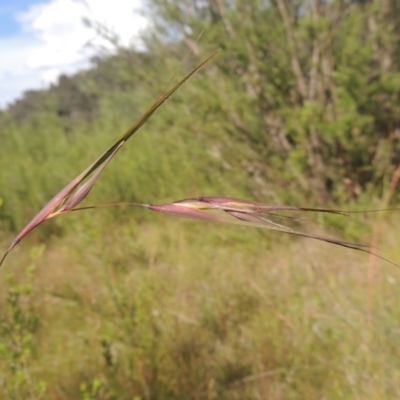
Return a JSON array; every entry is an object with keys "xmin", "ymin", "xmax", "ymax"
[{"xmin": 1, "ymin": 0, "xmax": 400, "ymax": 398}]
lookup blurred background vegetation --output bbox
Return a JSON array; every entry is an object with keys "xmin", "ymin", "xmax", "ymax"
[{"xmin": 1, "ymin": 0, "xmax": 400, "ymax": 398}]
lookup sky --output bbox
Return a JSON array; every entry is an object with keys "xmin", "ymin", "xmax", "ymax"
[{"xmin": 0, "ymin": 0, "xmax": 148, "ymax": 109}]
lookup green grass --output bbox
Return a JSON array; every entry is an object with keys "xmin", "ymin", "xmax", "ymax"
[{"xmin": 1, "ymin": 214, "xmax": 400, "ymax": 399}]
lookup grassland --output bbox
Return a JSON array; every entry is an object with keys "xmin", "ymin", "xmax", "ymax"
[{"xmin": 1, "ymin": 211, "xmax": 400, "ymax": 399}]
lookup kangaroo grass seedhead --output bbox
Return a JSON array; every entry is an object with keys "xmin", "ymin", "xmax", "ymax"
[
  {"xmin": 0, "ymin": 51, "xmax": 219, "ymax": 268},
  {"xmin": 142, "ymin": 197, "xmax": 399, "ymax": 268},
  {"xmin": 1, "ymin": 49, "xmax": 399, "ymax": 269},
  {"xmin": 68, "ymin": 196, "xmax": 399, "ymax": 268}
]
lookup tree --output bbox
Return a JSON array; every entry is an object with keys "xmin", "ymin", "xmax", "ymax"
[{"xmin": 144, "ymin": 0, "xmax": 400, "ymax": 203}]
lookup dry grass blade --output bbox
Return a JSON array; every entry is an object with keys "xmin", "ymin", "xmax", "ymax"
[{"xmin": 0, "ymin": 51, "xmax": 219, "ymax": 268}]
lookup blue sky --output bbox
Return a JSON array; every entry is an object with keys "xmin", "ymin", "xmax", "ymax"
[
  {"xmin": 0, "ymin": 0, "xmax": 148, "ymax": 109},
  {"xmin": 0, "ymin": 1, "xmax": 33, "ymax": 36}
]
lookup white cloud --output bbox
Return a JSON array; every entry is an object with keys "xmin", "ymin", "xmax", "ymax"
[{"xmin": 0, "ymin": 0, "xmax": 148, "ymax": 109}]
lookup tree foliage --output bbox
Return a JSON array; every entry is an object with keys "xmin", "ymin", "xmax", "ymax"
[{"xmin": 145, "ymin": 0, "xmax": 400, "ymax": 201}]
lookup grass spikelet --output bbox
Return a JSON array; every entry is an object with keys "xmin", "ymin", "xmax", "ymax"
[{"xmin": 0, "ymin": 51, "xmax": 219, "ymax": 267}]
